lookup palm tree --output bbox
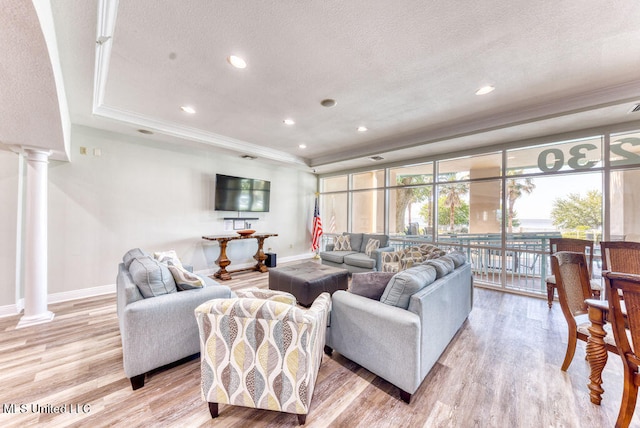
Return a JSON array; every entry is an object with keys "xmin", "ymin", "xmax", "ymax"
[
  {"xmin": 506, "ymin": 170, "xmax": 536, "ymax": 233},
  {"xmin": 439, "ymin": 177, "xmax": 469, "ymax": 232}
]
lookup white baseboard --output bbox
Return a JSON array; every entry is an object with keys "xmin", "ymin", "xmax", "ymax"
[
  {"xmin": 0, "ymin": 284, "xmax": 116, "ymax": 319},
  {"xmin": 0, "ymin": 253, "xmax": 315, "ymax": 318}
]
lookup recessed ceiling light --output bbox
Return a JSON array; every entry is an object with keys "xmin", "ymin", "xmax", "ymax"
[
  {"xmin": 227, "ymin": 55, "xmax": 247, "ymax": 69},
  {"xmin": 370, "ymin": 156, "xmax": 384, "ymax": 161},
  {"xmin": 240, "ymin": 154, "xmax": 257, "ymax": 160},
  {"xmin": 283, "ymin": 118, "xmax": 295, "ymax": 125},
  {"xmin": 180, "ymin": 106, "xmax": 196, "ymax": 114},
  {"xmin": 299, "ymin": 144, "xmax": 307, "ymax": 149},
  {"xmin": 320, "ymin": 98, "xmax": 337, "ymax": 107},
  {"xmin": 475, "ymin": 85, "xmax": 495, "ymax": 95},
  {"xmin": 137, "ymin": 129, "xmax": 154, "ymax": 135},
  {"xmin": 357, "ymin": 126, "xmax": 368, "ymax": 132}
]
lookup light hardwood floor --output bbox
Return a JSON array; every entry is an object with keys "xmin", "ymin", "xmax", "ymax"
[{"xmin": 0, "ymin": 267, "xmax": 637, "ymax": 427}]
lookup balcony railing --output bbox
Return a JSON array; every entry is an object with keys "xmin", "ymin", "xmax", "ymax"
[{"xmin": 321, "ymin": 232, "xmax": 603, "ymax": 296}]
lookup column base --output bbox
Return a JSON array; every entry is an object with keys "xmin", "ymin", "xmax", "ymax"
[{"xmin": 16, "ymin": 311, "xmax": 55, "ymax": 329}]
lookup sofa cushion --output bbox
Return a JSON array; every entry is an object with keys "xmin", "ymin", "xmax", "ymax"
[
  {"xmin": 360, "ymin": 234, "xmax": 389, "ymax": 252},
  {"xmin": 345, "ymin": 233, "xmax": 364, "ymax": 253},
  {"xmin": 350, "ymin": 271, "xmax": 396, "ymax": 300},
  {"xmin": 445, "ymin": 251, "xmax": 467, "ymax": 268},
  {"xmin": 365, "ymin": 238, "xmax": 380, "ymax": 257},
  {"xmin": 122, "ymin": 248, "xmax": 151, "ymax": 269},
  {"xmin": 380, "ymin": 264, "xmax": 437, "ymax": 309},
  {"xmin": 333, "ymin": 235, "xmax": 352, "ymax": 251},
  {"xmin": 344, "ymin": 252, "xmax": 376, "ymax": 269},
  {"xmin": 167, "ymin": 262, "xmax": 205, "ymax": 290},
  {"xmin": 320, "ymin": 250, "xmax": 357, "ymax": 264},
  {"xmin": 129, "ymin": 256, "xmax": 177, "ymax": 298},
  {"xmin": 425, "ymin": 257, "xmax": 455, "ymax": 278}
]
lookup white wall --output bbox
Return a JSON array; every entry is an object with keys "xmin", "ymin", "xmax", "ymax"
[
  {"xmin": 0, "ymin": 150, "xmax": 20, "ymax": 306},
  {"xmin": 1, "ymin": 125, "xmax": 317, "ymax": 306}
]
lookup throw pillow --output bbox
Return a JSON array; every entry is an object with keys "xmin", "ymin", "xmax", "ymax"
[
  {"xmin": 425, "ymin": 257, "xmax": 455, "ymax": 278},
  {"xmin": 129, "ymin": 256, "xmax": 177, "ymax": 298},
  {"xmin": 350, "ymin": 271, "xmax": 396, "ymax": 300},
  {"xmin": 122, "ymin": 248, "xmax": 151, "ymax": 269},
  {"xmin": 380, "ymin": 264, "xmax": 437, "ymax": 309},
  {"xmin": 154, "ymin": 249, "xmax": 184, "ymax": 268},
  {"xmin": 365, "ymin": 238, "xmax": 380, "ymax": 257},
  {"xmin": 333, "ymin": 235, "xmax": 352, "ymax": 251},
  {"xmin": 167, "ymin": 261, "xmax": 205, "ymax": 290}
]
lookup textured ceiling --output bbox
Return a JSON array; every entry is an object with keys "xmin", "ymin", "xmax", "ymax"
[{"xmin": 7, "ymin": 0, "xmax": 640, "ymax": 171}]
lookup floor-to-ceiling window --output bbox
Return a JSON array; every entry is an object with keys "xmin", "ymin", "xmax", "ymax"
[{"xmin": 319, "ymin": 127, "xmax": 640, "ymax": 298}]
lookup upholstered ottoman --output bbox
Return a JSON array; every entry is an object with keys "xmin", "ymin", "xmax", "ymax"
[{"xmin": 269, "ymin": 261, "xmax": 348, "ymax": 307}]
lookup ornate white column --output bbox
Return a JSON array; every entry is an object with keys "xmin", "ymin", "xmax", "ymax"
[{"xmin": 17, "ymin": 148, "xmax": 54, "ymax": 328}]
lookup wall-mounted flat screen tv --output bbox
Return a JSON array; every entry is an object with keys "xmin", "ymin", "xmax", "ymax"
[{"xmin": 214, "ymin": 174, "xmax": 271, "ymax": 212}]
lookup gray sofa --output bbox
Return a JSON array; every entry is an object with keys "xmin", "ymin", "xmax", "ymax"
[
  {"xmin": 326, "ymin": 255, "xmax": 473, "ymax": 403},
  {"xmin": 116, "ymin": 248, "xmax": 233, "ymax": 389},
  {"xmin": 320, "ymin": 232, "xmax": 394, "ymax": 273}
]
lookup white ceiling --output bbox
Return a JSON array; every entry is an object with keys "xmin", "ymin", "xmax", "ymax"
[{"xmin": 4, "ymin": 0, "xmax": 640, "ymax": 172}]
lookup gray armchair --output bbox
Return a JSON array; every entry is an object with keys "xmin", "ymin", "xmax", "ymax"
[{"xmin": 116, "ymin": 248, "xmax": 233, "ymax": 389}]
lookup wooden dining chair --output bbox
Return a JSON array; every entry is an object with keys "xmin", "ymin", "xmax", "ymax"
[
  {"xmin": 547, "ymin": 238, "xmax": 602, "ymax": 308},
  {"xmin": 551, "ymin": 251, "xmax": 618, "ymax": 371},
  {"xmin": 603, "ymin": 271, "xmax": 640, "ymax": 428},
  {"xmin": 600, "ymin": 241, "xmax": 640, "ymax": 275}
]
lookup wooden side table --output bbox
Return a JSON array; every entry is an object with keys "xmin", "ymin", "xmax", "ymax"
[{"xmin": 202, "ymin": 233, "xmax": 278, "ymax": 280}]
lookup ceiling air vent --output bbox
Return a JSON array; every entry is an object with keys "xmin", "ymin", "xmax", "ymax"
[
  {"xmin": 241, "ymin": 155, "xmax": 257, "ymax": 160},
  {"xmin": 370, "ymin": 156, "xmax": 384, "ymax": 161},
  {"xmin": 629, "ymin": 104, "xmax": 640, "ymax": 113}
]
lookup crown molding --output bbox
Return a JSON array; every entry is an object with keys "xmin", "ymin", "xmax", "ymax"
[
  {"xmin": 93, "ymin": 0, "xmax": 308, "ymax": 169},
  {"xmin": 93, "ymin": 104, "xmax": 309, "ymax": 166}
]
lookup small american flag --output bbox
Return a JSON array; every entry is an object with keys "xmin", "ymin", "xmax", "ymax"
[{"xmin": 311, "ymin": 197, "xmax": 323, "ymax": 252}]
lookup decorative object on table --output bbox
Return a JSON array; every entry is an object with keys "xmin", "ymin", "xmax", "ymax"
[
  {"xmin": 236, "ymin": 229, "xmax": 255, "ymax": 236},
  {"xmin": 195, "ymin": 288, "xmax": 331, "ymax": 425}
]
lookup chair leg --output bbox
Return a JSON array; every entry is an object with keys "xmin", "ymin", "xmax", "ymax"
[
  {"xmin": 208, "ymin": 402, "xmax": 218, "ymax": 418},
  {"xmin": 297, "ymin": 414, "xmax": 307, "ymax": 425},
  {"xmin": 546, "ymin": 283, "xmax": 554, "ymax": 308},
  {"xmin": 400, "ymin": 390, "xmax": 412, "ymax": 404},
  {"xmin": 561, "ymin": 332, "xmax": 577, "ymax": 371},
  {"xmin": 130, "ymin": 374, "xmax": 145, "ymax": 390},
  {"xmin": 324, "ymin": 345, "xmax": 333, "ymax": 356},
  {"xmin": 616, "ymin": 369, "xmax": 638, "ymax": 428}
]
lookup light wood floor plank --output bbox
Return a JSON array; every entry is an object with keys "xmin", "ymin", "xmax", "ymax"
[{"xmin": 0, "ymin": 264, "xmax": 638, "ymax": 427}]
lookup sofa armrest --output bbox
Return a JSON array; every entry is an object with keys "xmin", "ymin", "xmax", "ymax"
[
  {"xmin": 328, "ymin": 290, "xmax": 421, "ymax": 393},
  {"xmin": 372, "ymin": 245, "xmax": 396, "ymax": 270},
  {"xmin": 120, "ymin": 285, "xmax": 232, "ymax": 377}
]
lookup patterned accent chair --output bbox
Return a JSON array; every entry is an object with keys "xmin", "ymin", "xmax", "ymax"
[{"xmin": 195, "ymin": 288, "xmax": 331, "ymax": 425}]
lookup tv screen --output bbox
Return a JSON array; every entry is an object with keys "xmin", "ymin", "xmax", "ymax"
[{"xmin": 215, "ymin": 174, "xmax": 271, "ymax": 212}]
